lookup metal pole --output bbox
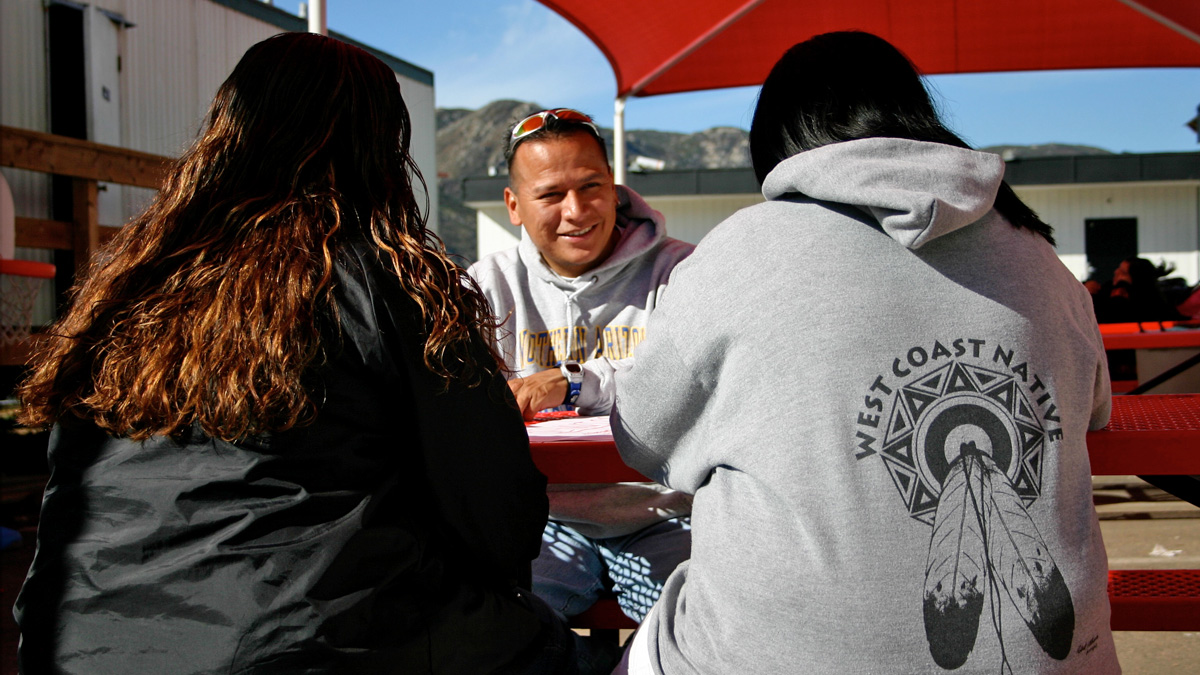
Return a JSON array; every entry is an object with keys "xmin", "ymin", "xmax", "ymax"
[
  {"xmin": 613, "ymin": 96, "xmax": 627, "ymax": 186},
  {"xmin": 1116, "ymin": 0, "xmax": 1200, "ymax": 44},
  {"xmin": 307, "ymin": 0, "xmax": 327, "ymax": 35}
]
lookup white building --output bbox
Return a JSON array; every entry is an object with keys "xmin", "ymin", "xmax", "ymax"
[
  {"xmin": 1, "ymin": 0, "xmax": 438, "ymax": 233},
  {"xmin": 464, "ymin": 152, "xmax": 1200, "ymax": 286}
]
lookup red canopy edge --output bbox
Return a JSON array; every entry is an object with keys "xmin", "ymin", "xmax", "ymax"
[{"xmin": 539, "ymin": 0, "xmax": 1200, "ymax": 98}]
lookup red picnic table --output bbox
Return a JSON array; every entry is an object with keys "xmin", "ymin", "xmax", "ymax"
[
  {"xmin": 527, "ymin": 394, "xmax": 1200, "ymax": 633},
  {"xmin": 1099, "ymin": 321, "xmax": 1200, "ymax": 351},
  {"xmin": 527, "ymin": 395, "xmax": 1200, "ymax": 480},
  {"xmin": 1099, "ymin": 322, "xmax": 1200, "ymax": 395}
]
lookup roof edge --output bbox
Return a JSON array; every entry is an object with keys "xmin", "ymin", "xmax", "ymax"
[
  {"xmin": 205, "ymin": 0, "xmax": 434, "ymax": 85},
  {"xmin": 458, "ymin": 151, "xmax": 1200, "ymax": 202},
  {"xmin": 1003, "ymin": 151, "xmax": 1200, "ymax": 185}
]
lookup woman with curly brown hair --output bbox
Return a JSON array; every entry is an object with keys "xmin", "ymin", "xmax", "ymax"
[{"xmin": 15, "ymin": 32, "xmax": 573, "ymax": 674}]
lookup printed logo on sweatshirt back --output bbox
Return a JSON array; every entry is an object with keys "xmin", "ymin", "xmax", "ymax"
[{"xmin": 853, "ymin": 337, "xmax": 1075, "ymax": 672}]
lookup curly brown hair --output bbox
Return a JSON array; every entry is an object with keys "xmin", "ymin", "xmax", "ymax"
[{"xmin": 19, "ymin": 33, "xmax": 501, "ymax": 441}]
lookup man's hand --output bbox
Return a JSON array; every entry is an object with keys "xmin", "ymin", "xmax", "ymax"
[{"xmin": 508, "ymin": 369, "xmax": 569, "ymax": 420}]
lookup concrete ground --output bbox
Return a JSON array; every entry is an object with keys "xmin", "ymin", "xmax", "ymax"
[{"xmin": 1096, "ymin": 476, "xmax": 1200, "ymax": 675}]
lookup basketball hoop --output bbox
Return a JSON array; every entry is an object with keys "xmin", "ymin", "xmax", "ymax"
[{"xmin": 0, "ymin": 258, "xmax": 56, "ymax": 348}]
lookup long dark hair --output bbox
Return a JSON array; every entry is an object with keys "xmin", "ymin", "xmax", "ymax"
[
  {"xmin": 20, "ymin": 32, "xmax": 501, "ymax": 440},
  {"xmin": 750, "ymin": 31, "xmax": 1053, "ymax": 244}
]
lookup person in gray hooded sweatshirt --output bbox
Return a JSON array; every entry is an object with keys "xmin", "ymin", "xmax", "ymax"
[
  {"xmin": 612, "ymin": 32, "xmax": 1119, "ymax": 675},
  {"xmin": 468, "ymin": 109, "xmax": 694, "ymax": 628}
]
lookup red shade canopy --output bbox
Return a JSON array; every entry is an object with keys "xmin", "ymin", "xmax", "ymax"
[{"xmin": 537, "ymin": 0, "xmax": 1200, "ymax": 98}]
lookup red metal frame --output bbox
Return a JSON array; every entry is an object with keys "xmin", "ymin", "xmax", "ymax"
[
  {"xmin": 530, "ymin": 441, "xmax": 648, "ymax": 483},
  {"xmin": 570, "ymin": 598, "xmax": 637, "ymax": 630},
  {"xmin": 1088, "ymin": 395, "xmax": 1200, "ymax": 474},
  {"xmin": 1108, "ymin": 569, "xmax": 1200, "ymax": 631},
  {"xmin": 0, "ymin": 258, "xmax": 56, "ymax": 279},
  {"xmin": 1101, "ymin": 327, "xmax": 1200, "ymax": 351}
]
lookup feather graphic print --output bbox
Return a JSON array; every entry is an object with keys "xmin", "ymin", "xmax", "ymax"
[
  {"xmin": 923, "ymin": 449, "xmax": 987, "ymax": 669},
  {"xmin": 923, "ymin": 441, "xmax": 1075, "ymax": 670},
  {"xmin": 976, "ymin": 450, "xmax": 1076, "ymax": 660}
]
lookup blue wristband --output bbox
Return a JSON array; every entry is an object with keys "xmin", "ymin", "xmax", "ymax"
[
  {"xmin": 561, "ymin": 361, "xmax": 584, "ymax": 406},
  {"xmin": 565, "ymin": 380, "xmax": 582, "ymax": 406}
]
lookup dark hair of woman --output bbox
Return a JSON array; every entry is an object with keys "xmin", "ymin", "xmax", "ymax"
[
  {"xmin": 1123, "ymin": 256, "xmax": 1175, "ymax": 288},
  {"xmin": 1099, "ymin": 256, "xmax": 1184, "ymax": 323},
  {"xmin": 749, "ymin": 30, "xmax": 1054, "ymax": 245},
  {"xmin": 19, "ymin": 32, "xmax": 501, "ymax": 440}
]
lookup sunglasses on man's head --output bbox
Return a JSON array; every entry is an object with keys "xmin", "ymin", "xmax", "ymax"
[{"xmin": 510, "ymin": 108, "xmax": 599, "ymax": 143}]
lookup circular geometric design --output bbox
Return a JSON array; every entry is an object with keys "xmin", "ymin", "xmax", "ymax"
[
  {"xmin": 916, "ymin": 395, "xmax": 1017, "ymax": 495},
  {"xmin": 876, "ymin": 359, "xmax": 1048, "ymax": 525}
]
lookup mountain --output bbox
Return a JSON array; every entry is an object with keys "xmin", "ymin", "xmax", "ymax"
[
  {"xmin": 436, "ymin": 99, "xmax": 752, "ymax": 179},
  {"xmin": 437, "ymin": 100, "xmax": 542, "ymax": 181},
  {"xmin": 979, "ymin": 143, "xmax": 1112, "ymax": 160}
]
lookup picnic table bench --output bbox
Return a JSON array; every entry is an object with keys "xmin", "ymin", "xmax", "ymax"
[
  {"xmin": 528, "ymin": 394, "xmax": 1200, "ymax": 634},
  {"xmin": 1099, "ymin": 321, "xmax": 1200, "ymax": 394}
]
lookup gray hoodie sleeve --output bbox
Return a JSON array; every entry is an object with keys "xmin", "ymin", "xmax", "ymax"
[
  {"xmin": 610, "ymin": 310, "xmax": 715, "ymax": 494},
  {"xmin": 575, "ymin": 356, "xmax": 629, "ymax": 415}
]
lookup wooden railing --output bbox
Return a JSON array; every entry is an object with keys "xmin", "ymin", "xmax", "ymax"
[{"xmin": 0, "ymin": 126, "xmax": 171, "ymax": 364}]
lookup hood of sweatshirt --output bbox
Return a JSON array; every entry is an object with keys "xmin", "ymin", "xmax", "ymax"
[
  {"xmin": 760, "ymin": 137, "xmax": 1005, "ymax": 250},
  {"xmin": 517, "ymin": 184, "xmax": 668, "ymax": 290}
]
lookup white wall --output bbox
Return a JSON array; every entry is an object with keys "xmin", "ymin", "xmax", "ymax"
[
  {"xmin": 3, "ymin": 0, "xmax": 439, "ymax": 230},
  {"xmin": 400, "ymin": 72, "xmax": 439, "ymax": 233},
  {"xmin": 1, "ymin": 0, "xmax": 55, "ymax": 321},
  {"xmin": 3, "ymin": 0, "xmax": 439, "ymax": 326},
  {"xmin": 111, "ymin": 0, "xmax": 287, "ymax": 220},
  {"xmin": 648, "ymin": 194, "xmax": 764, "ymax": 245},
  {"xmin": 477, "ymin": 205, "xmax": 517, "ymax": 258},
  {"xmin": 111, "ymin": 0, "xmax": 440, "ymax": 231},
  {"xmin": 1016, "ymin": 182, "xmax": 1200, "ymax": 285},
  {"xmin": 1, "ymin": 0, "xmax": 52, "ymax": 220}
]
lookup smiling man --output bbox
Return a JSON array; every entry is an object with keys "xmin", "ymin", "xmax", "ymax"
[{"xmin": 467, "ymin": 109, "xmax": 694, "ymax": 643}]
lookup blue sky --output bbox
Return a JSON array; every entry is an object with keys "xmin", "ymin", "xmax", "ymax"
[{"xmin": 320, "ymin": 0, "xmax": 1200, "ymax": 153}]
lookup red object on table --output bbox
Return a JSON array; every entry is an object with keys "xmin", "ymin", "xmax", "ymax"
[{"xmin": 526, "ymin": 410, "xmax": 580, "ymax": 424}]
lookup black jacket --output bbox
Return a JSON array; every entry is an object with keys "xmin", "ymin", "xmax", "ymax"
[{"xmin": 16, "ymin": 239, "xmax": 550, "ymax": 673}]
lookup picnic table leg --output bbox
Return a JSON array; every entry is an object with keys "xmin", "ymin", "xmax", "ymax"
[
  {"xmin": 1125, "ymin": 351, "xmax": 1200, "ymax": 395},
  {"xmin": 590, "ymin": 628, "xmax": 620, "ymax": 644},
  {"xmin": 1137, "ymin": 475, "xmax": 1200, "ymax": 508}
]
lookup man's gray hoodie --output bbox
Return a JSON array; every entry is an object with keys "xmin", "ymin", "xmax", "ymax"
[
  {"xmin": 469, "ymin": 185, "xmax": 694, "ymax": 538},
  {"xmin": 613, "ymin": 138, "xmax": 1118, "ymax": 674}
]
